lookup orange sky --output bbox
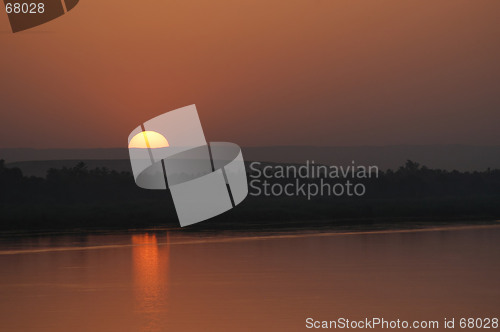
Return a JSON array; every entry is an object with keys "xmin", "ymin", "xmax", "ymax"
[{"xmin": 0, "ymin": 0, "xmax": 499, "ymax": 148}]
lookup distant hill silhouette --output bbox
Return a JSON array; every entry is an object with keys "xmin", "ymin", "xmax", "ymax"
[
  {"xmin": 2, "ymin": 146, "xmax": 500, "ymax": 177},
  {"xmin": 0, "ymin": 148, "xmax": 128, "ymax": 162}
]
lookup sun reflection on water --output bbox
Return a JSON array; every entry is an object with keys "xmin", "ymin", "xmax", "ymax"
[{"xmin": 132, "ymin": 233, "xmax": 170, "ymax": 331}]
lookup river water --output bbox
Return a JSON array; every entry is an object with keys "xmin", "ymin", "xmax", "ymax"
[{"xmin": 0, "ymin": 225, "xmax": 498, "ymax": 331}]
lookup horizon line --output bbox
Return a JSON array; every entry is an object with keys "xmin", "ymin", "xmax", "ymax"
[{"xmin": 1, "ymin": 144, "xmax": 500, "ymax": 150}]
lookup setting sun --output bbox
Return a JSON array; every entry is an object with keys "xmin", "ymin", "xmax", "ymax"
[{"xmin": 129, "ymin": 131, "xmax": 169, "ymax": 149}]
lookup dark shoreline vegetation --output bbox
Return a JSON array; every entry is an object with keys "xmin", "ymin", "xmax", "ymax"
[{"xmin": 0, "ymin": 159, "xmax": 499, "ymax": 232}]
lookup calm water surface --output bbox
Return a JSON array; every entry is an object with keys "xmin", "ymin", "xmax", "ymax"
[{"xmin": 0, "ymin": 225, "xmax": 498, "ymax": 331}]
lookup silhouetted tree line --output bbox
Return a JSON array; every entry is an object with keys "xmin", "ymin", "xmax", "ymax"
[
  {"xmin": 369, "ymin": 160, "xmax": 500, "ymax": 198},
  {"xmin": 0, "ymin": 160, "xmax": 499, "ymax": 230}
]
